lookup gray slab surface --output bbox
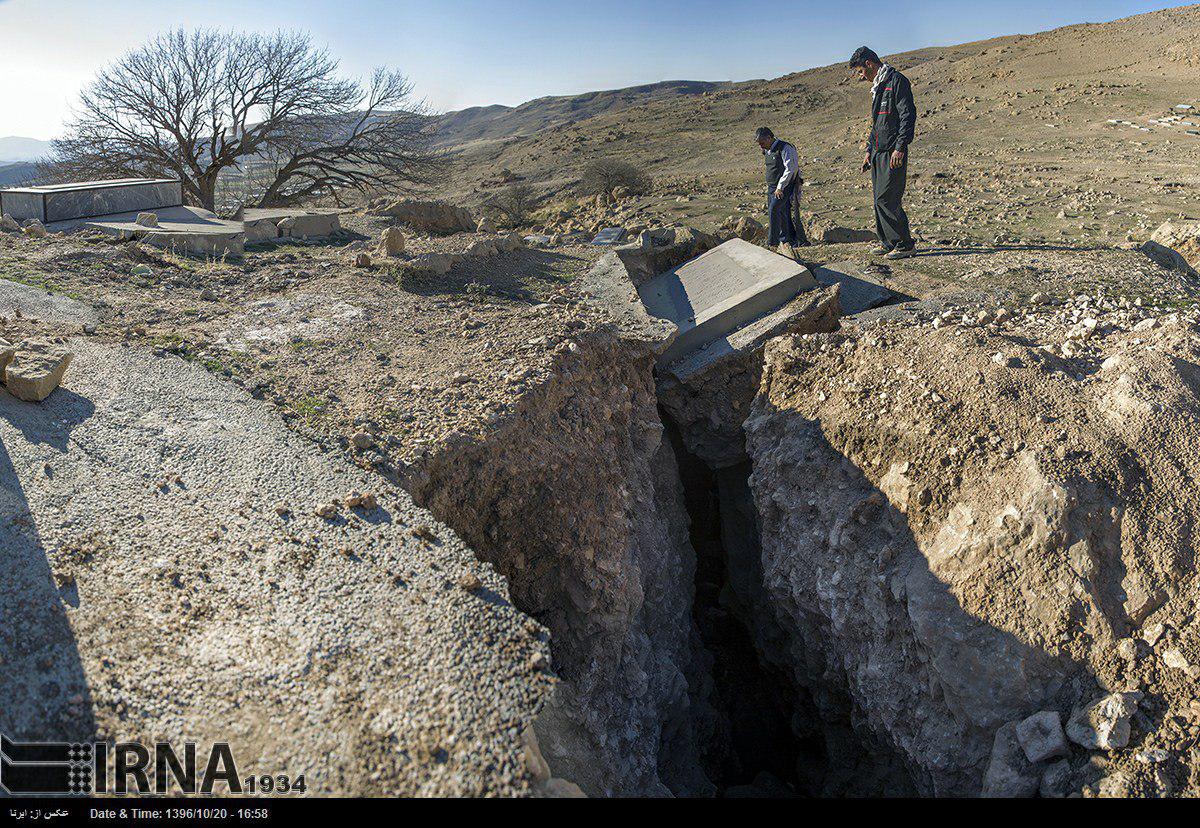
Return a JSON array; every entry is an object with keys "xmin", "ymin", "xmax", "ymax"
[
  {"xmin": 1, "ymin": 179, "xmax": 181, "ymax": 224},
  {"xmin": 636, "ymin": 238, "xmax": 817, "ymax": 365},
  {"xmin": 591, "ymin": 227, "xmax": 626, "ymax": 246}
]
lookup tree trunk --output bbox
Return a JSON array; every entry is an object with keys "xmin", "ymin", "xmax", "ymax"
[{"xmin": 196, "ymin": 173, "xmax": 219, "ymax": 213}]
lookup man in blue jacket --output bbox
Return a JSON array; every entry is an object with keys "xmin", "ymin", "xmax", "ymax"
[{"xmin": 850, "ymin": 46, "xmax": 916, "ymax": 259}]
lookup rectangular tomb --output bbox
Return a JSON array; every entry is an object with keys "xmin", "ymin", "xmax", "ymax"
[
  {"xmin": 636, "ymin": 238, "xmax": 817, "ymax": 366},
  {"xmin": 0, "ymin": 178, "xmax": 183, "ymax": 224}
]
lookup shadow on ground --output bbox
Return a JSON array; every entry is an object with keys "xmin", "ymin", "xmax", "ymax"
[{"xmin": 0, "ymin": 389, "xmax": 99, "ymax": 746}]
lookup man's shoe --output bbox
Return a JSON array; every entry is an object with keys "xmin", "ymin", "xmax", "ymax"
[
  {"xmin": 885, "ymin": 246, "xmax": 916, "ymax": 260},
  {"xmin": 869, "ymin": 244, "xmax": 892, "ymax": 256}
]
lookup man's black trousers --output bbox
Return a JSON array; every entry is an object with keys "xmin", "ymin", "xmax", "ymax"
[{"xmin": 872, "ymin": 151, "xmax": 913, "ymax": 250}]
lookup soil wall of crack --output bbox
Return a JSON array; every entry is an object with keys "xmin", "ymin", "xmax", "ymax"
[{"xmin": 399, "ymin": 330, "xmax": 716, "ymax": 796}]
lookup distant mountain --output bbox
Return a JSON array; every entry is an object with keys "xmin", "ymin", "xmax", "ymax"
[
  {"xmin": 0, "ymin": 136, "xmax": 52, "ymax": 164},
  {"xmin": 432, "ymin": 80, "xmax": 729, "ymax": 147},
  {"xmin": 0, "ymin": 162, "xmax": 38, "ymax": 187}
]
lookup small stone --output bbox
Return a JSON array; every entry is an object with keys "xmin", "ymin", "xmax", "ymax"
[
  {"xmin": 1, "ymin": 214, "xmax": 21, "ymax": 232},
  {"xmin": 354, "ymin": 251, "xmax": 373, "ymax": 268},
  {"xmin": 1163, "ymin": 648, "xmax": 1191, "ymax": 671},
  {"xmin": 274, "ymin": 503, "xmax": 290, "ymax": 516},
  {"xmin": 350, "ymin": 431, "xmax": 374, "ymax": 450},
  {"xmin": 3, "ymin": 339, "xmax": 73, "ymax": 401},
  {"xmin": 22, "ymin": 219, "xmax": 47, "ymax": 238},
  {"xmin": 476, "ymin": 217, "xmax": 496, "ymax": 233},
  {"xmin": 457, "ymin": 572, "xmax": 482, "ymax": 591},
  {"xmin": 344, "ymin": 490, "xmax": 377, "ymax": 510},
  {"xmin": 1097, "ymin": 772, "xmax": 1130, "ymax": 798},
  {"xmin": 379, "ymin": 226, "xmax": 405, "ymax": 257},
  {"xmin": 135, "ymin": 212, "xmax": 159, "ymax": 228},
  {"xmin": 1066, "ymin": 692, "xmax": 1141, "ymax": 750},
  {"xmin": 982, "ymin": 722, "xmax": 1040, "ymax": 797},
  {"xmin": 1015, "ymin": 710, "xmax": 1068, "ymax": 763},
  {"xmin": 313, "ymin": 502, "xmax": 338, "ymax": 520},
  {"xmin": 1030, "ymin": 292, "xmax": 1050, "ymax": 305},
  {"xmin": 1116, "ymin": 638, "xmax": 1138, "ymax": 661},
  {"xmin": 1142, "ymin": 622, "xmax": 1165, "ymax": 646},
  {"xmin": 529, "ymin": 652, "xmax": 549, "ymax": 671},
  {"xmin": 1039, "ymin": 759, "xmax": 1073, "ymax": 798}
]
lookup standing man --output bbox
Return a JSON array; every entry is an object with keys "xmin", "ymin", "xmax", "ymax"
[
  {"xmin": 850, "ymin": 47, "xmax": 916, "ymax": 259},
  {"xmin": 754, "ymin": 127, "xmax": 808, "ymax": 261}
]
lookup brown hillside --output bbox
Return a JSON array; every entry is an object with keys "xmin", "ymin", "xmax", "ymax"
[{"xmin": 433, "ymin": 4, "xmax": 1200, "ymax": 245}]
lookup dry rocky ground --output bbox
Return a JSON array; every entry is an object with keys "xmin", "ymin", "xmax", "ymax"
[{"xmin": 7, "ymin": 3, "xmax": 1200, "ymax": 800}]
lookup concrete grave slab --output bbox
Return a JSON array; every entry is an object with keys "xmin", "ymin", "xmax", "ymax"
[
  {"xmin": 48, "ymin": 205, "xmax": 245, "ymax": 258},
  {"xmin": 591, "ymin": 227, "xmax": 626, "ymax": 246},
  {"xmin": 636, "ymin": 238, "xmax": 817, "ymax": 365},
  {"xmin": 0, "ymin": 179, "xmax": 182, "ymax": 224},
  {"xmin": 812, "ymin": 260, "xmax": 894, "ymax": 315}
]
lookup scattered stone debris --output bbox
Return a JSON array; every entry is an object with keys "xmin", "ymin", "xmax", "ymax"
[
  {"xmin": 313, "ymin": 501, "xmax": 339, "ymax": 520},
  {"xmin": 343, "ymin": 490, "xmax": 377, "ymax": 510}
]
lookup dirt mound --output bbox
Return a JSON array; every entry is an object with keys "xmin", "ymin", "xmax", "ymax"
[
  {"xmin": 369, "ymin": 199, "xmax": 476, "ymax": 234},
  {"xmin": 744, "ymin": 301, "xmax": 1200, "ymax": 796}
]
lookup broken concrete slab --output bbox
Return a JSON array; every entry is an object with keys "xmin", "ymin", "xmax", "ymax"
[
  {"xmin": 812, "ymin": 260, "xmax": 894, "ymax": 315},
  {"xmin": 3, "ymin": 339, "xmax": 72, "ymax": 401},
  {"xmin": 657, "ymin": 285, "xmax": 840, "ymax": 467},
  {"xmin": 47, "ymin": 205, "xmax": 245, "ymax": 258},
  {"xmin": 636, "ymin": 238, "xmax": 818, "ymax": 366},
  {"xmin": 241, "ymin": 208, "xmax": 341, "ymax": 241}
]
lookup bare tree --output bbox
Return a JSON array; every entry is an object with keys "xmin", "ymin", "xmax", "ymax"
[
  {"xmin": 482, "ymin": 182, "xmax": 537, "ymax": 227},
  {"xmin": 580, "ymin": 158, "xmax": 652, "ymax": 197},
  {"xmin": 44, "ymin": 29, "xmax": 442, "ymax": 212}
]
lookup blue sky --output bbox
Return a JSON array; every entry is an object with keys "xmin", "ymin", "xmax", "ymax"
[{"xmin": 0, "ymin": 0, "xmax": 1180, "ymax": 139}]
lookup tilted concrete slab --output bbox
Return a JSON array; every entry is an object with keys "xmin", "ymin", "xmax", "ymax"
[
  {"xmin": 811, "ymin": 260, "xmax": 894, "ymax": 315},
  {"xmin": 636, "ymin": 238, "xmax": 817, "ymax": 366}
]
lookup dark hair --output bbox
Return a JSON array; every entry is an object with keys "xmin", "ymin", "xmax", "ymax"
[
  {"xmin": 754, "ymin": 126, "xmax": 774, "ymax": 142},
  {"xmin": 849, "ymin": 46, "xmax": 880, "ymax": 68}
]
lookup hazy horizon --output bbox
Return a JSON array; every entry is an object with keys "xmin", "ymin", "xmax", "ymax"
[{"xmin": 0, "ymin": 0, "xmax": 1183, "ymax": 142}]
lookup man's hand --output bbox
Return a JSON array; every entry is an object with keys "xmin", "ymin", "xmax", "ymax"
[
  {"xmin": 862, "ymin": 154, "xmax": 870, "ymax": 173},
  {"xmin": 889, "ymin": 150, "xmax": 906, "ymax": 170},
  {"xmin": 773, "ymin": 188, "xmax": 784, "ymax": 201}
]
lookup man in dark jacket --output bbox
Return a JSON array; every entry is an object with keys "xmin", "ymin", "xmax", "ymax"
[
  {"xmin": 755, "ymin": 126, "xmax": 809, "ymax": 261},
  {"xmin": 850, "ymin": 46, "xmax": 916, "ymax": 259}
]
